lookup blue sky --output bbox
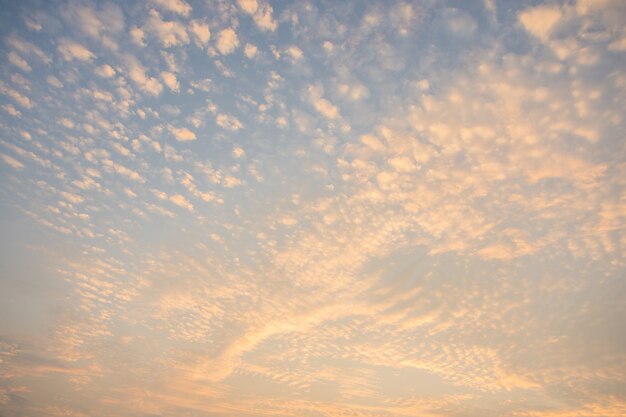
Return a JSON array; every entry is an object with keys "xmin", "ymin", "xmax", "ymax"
[{"xmin": 1, "ymin": 0, "xmax": 625, "ymax": 416}]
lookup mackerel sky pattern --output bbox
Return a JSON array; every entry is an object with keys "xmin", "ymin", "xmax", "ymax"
[{"xmin": 1, "ymin": 0, "xmax": 625, "ymax": 416}]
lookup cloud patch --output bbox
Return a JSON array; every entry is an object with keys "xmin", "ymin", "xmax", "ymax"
[
  {"xmin": 215, "ymin": 28, "xmax": 239, "ymax": 55},
  {"xmin": 57, "ymin": 38, "xmax": 94, "ymax": 61},
  {"xmin": 170, "ymin": 126, "xmax": 197, "ymax": 141}
]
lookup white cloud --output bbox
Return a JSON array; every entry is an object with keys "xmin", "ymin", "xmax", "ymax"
[
  {"xmin": 275, "ymin": 116, "xmax": 288, "ymax": 128},
  {"xmin": 3, "ymin": 104, "xmax": 22, "ymax": 117},
  {"xmin": 60, "ymin": 191, "xmax": 84, "ymax": 204},
  {"xmin": 47, "ymin": 75, "xmax": 63, "ymax": 88},
  {"xmin": 575, "ymin": 0, "xmax": 616, "ymax": 15},
  {"xmin": 95, "ymin": 64, "xmax": 116, "ymax": 78},
  {"xmin": 23, "ymin": 17, "xmax": 42, "ymax": 32},
  {"xmin": 360, "ymin": 134, "xmax": 385, "ymax": 152},
  {"xmin": 223, "ymin": 175, "xmax": 241, "ymax": 187},
  {"xmin": 6, "ymin": 35, "xmax": 51, "ymax": 64},
  {"xmin": 388, "ymin": 156, "xmax": 416, "ymax": 172},
  {"xmin": 286, "ymin": 45, "xmax": 303, "ymax": 60},
  {"xmin": 170, "ymin": 126, "xmax": 197, "ymax": 141},
  {"xmin": 280, "ymin": 216, "xmax": 298, "ymax": 226},
  {"xmin": 190, "ymin": 78, "xmax": 212, "ymax": 92},
  {"xmin": 216, "ymin": 28, "xmax": 239, "ymax": 55},
  {"xmin": 253, "ymin": 2, "xmax": 278, "ymax": 32},
  {"xmin": 190, "ymin": 20, "xmax": 211, "ymax": 46},
  {"xmin": 244, "ymin": 43, "xmax": 258, "ymax": 58},
  {"xmin": 444, "ymin": 8, "xmax": 477, "ymax": 36},
  {"xmin": 130, "ymin": 26, "xmax": 146, "ymax": 47},
  {"xmin": 216, "ymin": 114, "xmax": 244, "ymax": 131},
  {"xmin": 62, "ymin": 2, "xmax": 125, "ymax": 40},
  {"xmin": 161, "ymin": 71, "xmax": 180, "ymax": 92},
  {"xmin": 111, "ymin": 142, "xmax": 132, "ymax": 158},
  {"xmin": 2, "ymin": 3, "xmax": 623, "ymax": 415},
  {"xmin": 238, "ymin": 0, "xmax": 278, "ymax": 32},
  {"xmin": 237, "ymin": 0, "xmax": 258, "ymax": 14},
  {"xmin": 123, "ymin": 54, "xmax": 163, "ymax": 96},
  {"xmin": 608, "ymin": 35, "xmax": 626, "ymax": 51},
  {"xmin": 150, "ymin": 0, "xmax": 192, "ymax": 17},
  {"xmin": 8, "ymin": 52, "xmax": 31, "ymax": 72},
  {"xmin": 519, "ymin": 5, "xmax": 563, "ymax": 41},
  {"xmin": 59, "ymin": 117, "xmax": 75, "ymax": 129},
  {"xmin": 152, "ymin": 188, "xmax": 168, "ymax": 200},
  {"xmin": 170, "ymin": 193, "xmax": 194, "ymax": 211},
  {"xmin": 57, "ymin": 38, "xmax": 94, "ymax": 61},
  {"xmin": 102, "ymin": 159, "xmax": 145, "ymax": 182},
  {"xmin": 308, "ymin": 85, "xmax": 339, "ymax": 120},
  {"xmin": 144, "ymin": 9, "xmax": 189, "ymax": 48},
  {"xmin": 338, "ymin": 82, "xmax": 370, "ymax": 101},
  {"xmin": 0, "ymin": 83, "xmax": 33, "ymax": 109},
  {"xmin": 1, "ymin": 153, "xmax": 24, "ymax": 169}
]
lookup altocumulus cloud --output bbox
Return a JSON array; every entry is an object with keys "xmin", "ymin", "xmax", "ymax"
[{"xmin": 0, "ymin": 1, "xmax": 625, "ymax": 417}]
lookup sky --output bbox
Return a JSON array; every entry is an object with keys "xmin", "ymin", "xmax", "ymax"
[{"xmin": 0, "ymin": 0, "xmax": 625, "ymax": 416}]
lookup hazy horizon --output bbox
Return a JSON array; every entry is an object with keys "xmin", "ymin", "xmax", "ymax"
[{"xmin": 1, "ymin": 0, "xmax": 625, "ymax": 416}]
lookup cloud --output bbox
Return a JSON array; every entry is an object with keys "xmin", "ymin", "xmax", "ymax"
[
  {"xmin": 216, "ymin": 28, "xmax": 239, "ymax": 55},
  {"xmin": 338, "ymin": 82, "xmax": 370, "ymax": 101},
  {"xmin": 23, "ymin": 16, "xmax": 42, "ymax": 32},
  {"xmin": 308, "ymin": 85, "xmax": 339, "ymax": 119},
  {"xmin": 244, "ymin": 43, "xmax": 258, "ymax": 58},
  {"xmin": 57, "ymin": 38, "xmax": 94, "ymax": 61},
  {"xmin": 443, "ymin": 8, "xmax": 477, "ymax": 36},
  {"xmin": 59, "ymin": 117, "xmax": 75, "ymax": 129},
  {"xmin": 286, "ymin": 45, "xmax": 303, "ymax": 60},
  {"xmin": 216, "ymin": 113, "xmax": 243, "ymax": 131},
  {"xmin": 169, "ymin": 193, "xmax": 194, "ymax": 211},
  {"xmin": 388, "ymin": 156, "xmax": 416, "ymax": 172},
  {"xmin": 149, "ymin": 0, "xmax": 192, "ymax": 17},
  {"xmin": 360, "ymin": 134, "xmax": 385, "ymax": 152},
  {"xmin": 3, "ymin": 104, "xmax": 22, "ymax": 117},
  {"xmin": 280, "ymin": 216, "xmax": 298, "ymax": 226},
  {"xmin": 608, "ymin": 35, "xmax": 626, "ymax": 51},
  {"xmin": 232, "ymin": 147, "xmax": 245, "ymax": 158},
  {"xmin": 223, "ymin": 175, "xmax": 241, "ymax": 187},
  {"xmin": 94, "ymin": 64, "xmax": 116, "ymax": 78},
  {"xmin": 519, "ymin": 5, "xmax": 563, "ymax": 41},
  {"xmin": 0, "ymin": 2, "xmax": 624, "ymax": 416},
  {"xmin": 123, "ymin": 54, "xmax": 163, "ymax": 96},
  {"xmin": 238, "ymin": 0, "xmax": 278, "ymax": 32},
  {"xmin": 129, "ymin": 26, "xmax": 146, "ymax": 46},
  {"xmin": 1, "ymin": 153, "xmax": 24, "ymax": 169},
  {"xmin": 190, "ymin": 20, "xmax": 210, "ymax": 46},
  {"xmin": 62, "ymin": 2, "xmax": 125, "ymax": 40},
  {"xmin": 101, "ymin": 159, "xmax": 145, "ymax": 182},
  {"xmin": 7, "ymin": 51, "xmax": 31, "ymax": 72},
  {"xmin": 170, "ymin": 126, "xmax": 196, "ymax": 141},
  {"xmin": 237, "ymin": 0, "xmax": 258, "ymax": 14},
  {"xmin": 46, "ymin": 75, "xmax": 63, "ymax": 88},
  {"xmin": 179, "ymin": 172, "xmax": 218, "ymax": 202},
  {"xmin": 161, "ymin": 71, "xmax": 180, "ymax": 92},
  {"xmin": 190, "ymin": 78, "xmax": 212, "ymax": 92},
  {"xmin": 6, "ymin": 35, "xmax": 52, "ymax": 64},
  {"xmin": 144, "ymin": 9, "xmax": 189, "ymax": 48},
  {"xmin": 60, "ymin": 191, "xmax": 84, "ymax": 205},
  {"xmin": 254, "ymin": 2, "xmax": 278, "ymax": 32},
  {"xmin": 0, "ymin": 82, "xmax": 33, "ymax": 108}
]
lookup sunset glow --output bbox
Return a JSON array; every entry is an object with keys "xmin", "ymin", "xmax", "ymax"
[{"xmin": 1, "ymin": 1, "xmax": 625, "ymax": 416}]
